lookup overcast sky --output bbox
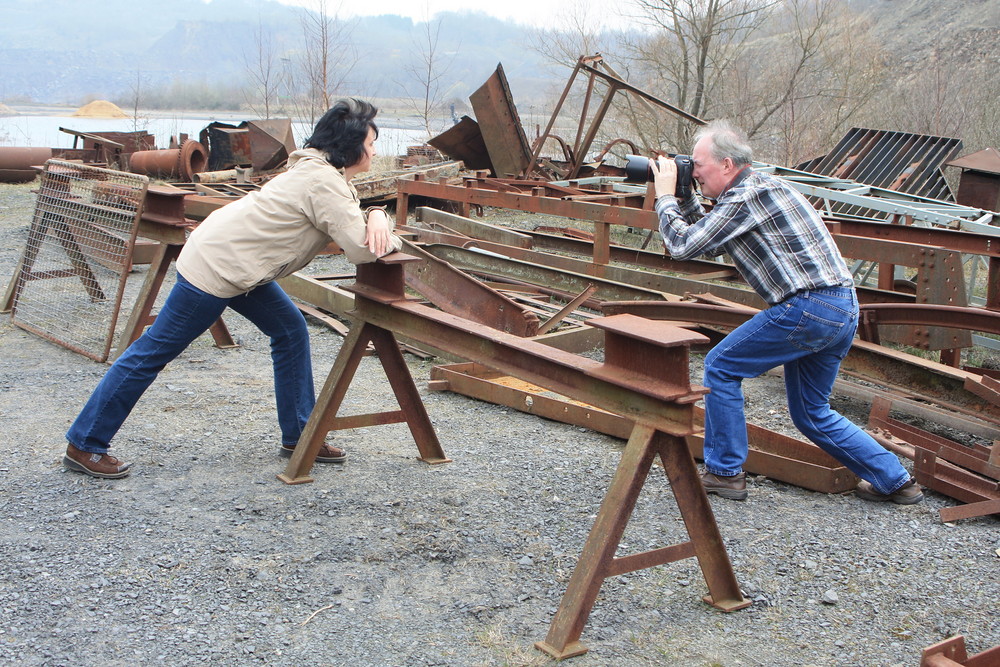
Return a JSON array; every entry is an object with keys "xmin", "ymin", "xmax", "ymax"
[{"xmin": 274, "ymin": 0, "xmax": 622, "ymax": 29}]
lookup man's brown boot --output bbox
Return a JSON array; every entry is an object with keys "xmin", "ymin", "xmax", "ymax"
[
  {"xmin": 63, "ymin": 444, "xmax": 132, "ymax": 479},
  {"xmin": 701, "ymin": 471, "xmax": 748, "ymax": 501},
  {"xmin": 855, "ymin": 478, "xmax": 924, "ymax": 505}
]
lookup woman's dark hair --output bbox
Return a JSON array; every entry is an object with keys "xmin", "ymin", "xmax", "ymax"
[{"xmin": 304, "ymin": 98, "xmax": 379, "ymax": 169}]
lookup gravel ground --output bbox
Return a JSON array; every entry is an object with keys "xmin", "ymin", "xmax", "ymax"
[{"xmin": 0, "ymin": 179, "xmax": 997, "ymax": 667}]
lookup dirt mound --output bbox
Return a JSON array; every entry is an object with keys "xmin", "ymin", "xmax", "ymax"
[
  {"xmin": 0, "ymin": 103, "xmax": 16, "ymax": 116},
  {"xmin": 72, "ymin": 100, "xmax": 127, "ymax": 118}
]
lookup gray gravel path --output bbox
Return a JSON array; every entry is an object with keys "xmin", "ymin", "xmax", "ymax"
[{"xmin": 0, "ymin": 181, "xmax": 997, "ymax": 666}]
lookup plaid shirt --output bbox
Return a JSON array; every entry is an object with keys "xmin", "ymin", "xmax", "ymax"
[{"xmin": 655, "ymin": 168, "xmax": 853, "ymax": 305}]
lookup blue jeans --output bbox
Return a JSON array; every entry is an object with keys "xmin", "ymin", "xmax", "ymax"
[
  {"xmin": 67, "ymin": 274, "xmax": 315, "ymax": 452},
  {"xmin": 702, "ymin": 286, "xmax": 911, "ymax": 495}
]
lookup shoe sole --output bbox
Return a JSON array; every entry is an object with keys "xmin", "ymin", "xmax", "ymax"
[
  {"xmin": 705, "ymin": 487, "xmax": 748, "ymax": 501},
  {"xmin": 279, "ymin": 447, "xmax": 347, "ymax": 464},
  {"xmin": 63, "ymin": 455, "xmax": 132, "ymax": 479}
]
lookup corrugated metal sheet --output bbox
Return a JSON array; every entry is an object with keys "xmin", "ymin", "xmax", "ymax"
[{"xmin": 797, "ymin": 127, "xmax": 962, "ymax": 204}]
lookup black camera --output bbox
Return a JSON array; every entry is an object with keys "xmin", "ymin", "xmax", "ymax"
[{"xmin": 624, "ymin": 154, "xmax": 695, "ymax": 199}]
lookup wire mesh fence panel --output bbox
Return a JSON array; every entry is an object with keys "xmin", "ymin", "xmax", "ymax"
[{"xmin": 9, "ymin": 160, "xmax": 149, "ymax": 361}]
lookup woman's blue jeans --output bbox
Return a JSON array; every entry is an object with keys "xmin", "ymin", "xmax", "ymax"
[
  {"xmin": 701, "ymin": 286, "xmax": 911, "ymax": 495},
  {"xmin": 67, "ymin": 274, "xmax": 315, "ymax": 452}
]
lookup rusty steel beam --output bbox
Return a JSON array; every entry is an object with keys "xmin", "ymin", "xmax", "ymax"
[
  {"xmin": 921, "ymin": 636, "xmax": 1000, "ymax": 667},
  {"xmin": 829, "ymin": 218, "xmax": 1000, "ymax": 258},
  {"xmin": 404, "ymin": 226, "xmax": 766, "ymax": 308},
  {"xmin": 400, "ymin": 240, "xmax": 540, "ymax": 336},
  {"xmin": 868, "ymin": 397, "xmax": 998, "ymax": 480},
  {"xmin": 429, "ymin": 362, "xmax": 857, "ymax": 494},
  {"xmin": 412, "ymin": 208, "xmax": 981, "ymax": 314},
  {"xmin": 859, "ymin": 303, "xmax": 1000, "ymax": 337},
  {"xmin": 397, "ymin": 174, "xmax": 657, "ymax": 267},
  {"xmin": 414, "ymin": 206, "xmax": 533, "ymax": 248},
  {"xmin": 829, "ymin": 216, "xmax": 1000, "ymax": 309},
  {"xmin": 279, "ymin": 254, "xmax": 750, "ymax": 658},
  {"xmin": 403, "ymin": 201, "xmax": 998, "ymax": 417},
  {"xmin": 868, "ymin": 395, "xmax": 999, "ymax": 518},
  {"xmin": 420, "ymin": 243, "xmax": 678, "ymax": 304},
  {"xmin": 413, "ymin": 204, "xmax": 752, "ymax": 282},
  {"xmin": 406, "ymin": 205, "xmax": 998, "ymax": 419},
  {"xmin": 938, "ymin": 499, "xmax": 1000, "ymax": 522},
  {"xmin": 836, "ymin": 235, "xmax": 970, "ymax": 350},
  {"xmin": 600, "ymin": 300, "xmax": 1000, "ymax": 425}
]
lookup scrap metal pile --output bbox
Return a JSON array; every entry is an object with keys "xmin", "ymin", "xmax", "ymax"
[
  {"xmin": 4, "ymin": 57, "xmax": 997, "ymax": 526},
  {"xmin": 284, "ymin": 56, "xmax": 1000, "ymax": 526},
  {"xmin": 0, "ymin": 118, "xmax": 462, "ymax": 208},
  {"xmin": 4, "ymin": 56, "xmax": 998, "ymax": 662}
]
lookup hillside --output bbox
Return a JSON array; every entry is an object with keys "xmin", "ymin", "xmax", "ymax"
[
  {"xmin": 0, "ymin": 0, "xmax": 560, "ymax": 106},
  {"xmin": 862, "ymin": 0, "xmax": 1000, "ymax": 78},
  {"xmin": 0, "ymin": 0, "xmax": 996, "ymax": 151}
]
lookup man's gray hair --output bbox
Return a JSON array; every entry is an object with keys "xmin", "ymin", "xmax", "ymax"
[{"xmin": 694, "ymin": 120, "xmax": 753, "ymax": 167}]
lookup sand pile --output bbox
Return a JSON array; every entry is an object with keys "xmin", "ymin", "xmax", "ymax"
[{"xmin": 72, "ymin": 100, "xmax": 128, "ymax": 118}]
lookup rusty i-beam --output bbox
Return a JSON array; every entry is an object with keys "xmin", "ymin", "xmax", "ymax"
[{"xmin": 278, "ymin": 254, "xmax": 750, "ymax": 659}]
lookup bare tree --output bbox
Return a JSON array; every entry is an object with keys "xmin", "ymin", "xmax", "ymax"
[
  {"xmin": 292, "ymin": 0, "xmax": 358, "ymax": 128},
  {"xmin": 723, "ymin": 0, "xmax": 887, "ymax": 164},
  {"xmin": 396, "ymin": 9, "xmax": 457, "ymax": 139},
  {"xmin": 241, "ymin": 15, "xmax": 286, "ymax": 119},
  {"xmin": 524, "ymin": 1, "xmax": 631, "ymax": 160},
  {"xmin": 874, "ymin": 50, "xmax": 970, "ymax": 140},
  {"xmin": 529, "ymin": 0, "xmax": 616, "ymax": 70},
  {"xmin": 125, "ymin": 68, "xmax": 151, "ymax": 147},
  {"xmin": 608, "ymin": 0, "xmax": 886, "ymax": 166},
  {"xmin": 624, "ymin": 0, "xmax": 776, "ymax": 125},
  {"xmin": 960, "ymin": 68, "xmax": 1000, "ymax": 154}
]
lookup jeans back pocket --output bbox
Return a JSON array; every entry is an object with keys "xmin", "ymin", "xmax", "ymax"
[{"xmin": 786, "ymin": 310, "xmax": 843, "ymax": 352}]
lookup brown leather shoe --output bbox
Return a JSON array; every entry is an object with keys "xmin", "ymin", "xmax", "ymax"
[
  {"xmin": 855, "ymin": 478, "xmax": 924, "ymax": 505},
  {"xmin": 279, "ymin": 442, "xmax": 348, "ymax": 463},
  {"xmin": 63, "ymin": 444, "xmax": 132, "ymax": 479},
  {"xmin": 701, "ymin": 471, "xmax": 748, "ymax": 500}
]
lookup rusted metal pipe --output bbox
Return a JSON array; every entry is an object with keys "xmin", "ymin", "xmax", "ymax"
[
  {"xmin": 0, "ymin": 147, "xmax": 52, "ymax": 182},
  {"xmin": 128, "ymin": 139, "xmax": 207, "ymax": 180}
]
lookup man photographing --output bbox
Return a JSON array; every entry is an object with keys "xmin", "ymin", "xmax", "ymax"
[{"xmin": 650, "ymin": 120, "xmax": 922, "ymax": 504}]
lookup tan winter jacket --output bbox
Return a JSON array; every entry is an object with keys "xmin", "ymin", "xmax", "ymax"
[{"xmin": 176, "ymin": 147, "xmax": 402, "ymax": 298}]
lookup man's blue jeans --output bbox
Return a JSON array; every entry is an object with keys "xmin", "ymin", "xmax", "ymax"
[
  {"xmin": 701, "ymin": 286, "xmax": 911, "ymax": 495},
  {"xmin": 67, "ymin": 274, "xmax": 315, "ymax": 452}
]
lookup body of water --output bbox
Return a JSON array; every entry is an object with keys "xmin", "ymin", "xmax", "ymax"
[{"xmin": 0, "ymin": 108, "xmax": 430, "ymax": 157}]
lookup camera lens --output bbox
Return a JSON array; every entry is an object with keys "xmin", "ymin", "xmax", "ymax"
[{"xmin": 624, "ymin": 155, "xmax": 651, "ymax": 183}]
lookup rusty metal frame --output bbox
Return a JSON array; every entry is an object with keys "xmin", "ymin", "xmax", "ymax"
[
  {"xmin": 868, "ymin": 395, "xmax": 999, "ymax": 522},
  {"xmin": 600, "ymin": 300, "xmax": 999, "ymax": 425},
  {"xmin": 399, "ymin": 239, "xmax": 539, "ymax": 336},
  {"xmin": 522, "ymin": 54, "xmax": 706, "ymax": 181},
  {"xmin": 393, "ymin": 236, "xmax": 998, "ymax": 423},
  {"xmin": 397, "ymin": 175, "xmax": 998, "ymax": 321},
  {"xmin": 6, "ymin": 160, "xmax": 148, "ymax": 362},
  {"xmin": 278, "ymin": 255, "xmax": 750, "ymax": 658},
  {"xmin": 276, "ymin": 230, "xmax": 997, "ymax": 510}
]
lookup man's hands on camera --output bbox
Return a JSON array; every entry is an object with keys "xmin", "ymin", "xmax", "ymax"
[{"xmin": 650, "ymin": 156, "xmax": 677, "ymax": 200}]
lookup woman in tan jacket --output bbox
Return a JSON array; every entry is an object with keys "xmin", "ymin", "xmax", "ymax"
[{"xmin": 64, "ymin": 98, "xmax": 402, "ymax": 479}]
